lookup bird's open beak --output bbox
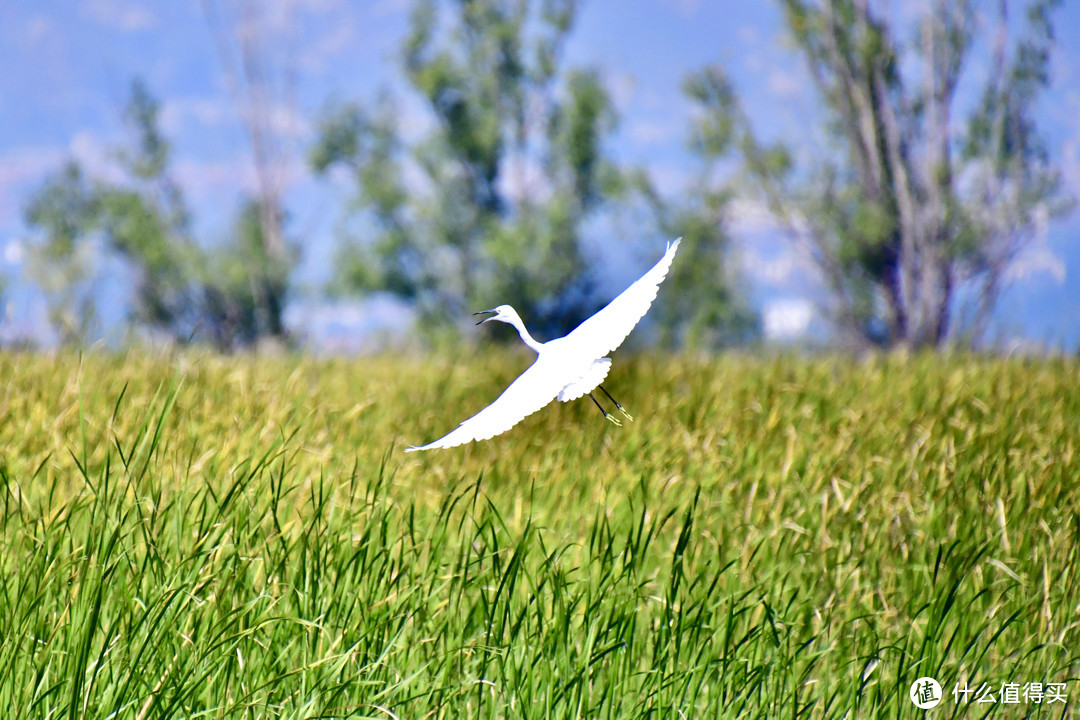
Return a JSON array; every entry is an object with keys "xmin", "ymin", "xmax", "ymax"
[{"xmin": 473, "ymin": 309, "xmax": 498, "ymax": 325}]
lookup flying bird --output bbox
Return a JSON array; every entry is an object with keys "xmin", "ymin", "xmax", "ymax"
[{"xmin": 405, "ymin": 238, "xmax": 682, "ymax": 452}]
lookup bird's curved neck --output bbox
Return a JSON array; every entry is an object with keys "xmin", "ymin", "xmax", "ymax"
[{"xmin": 507, "ymin": 314, "xmax": 543, "ymax": 353}]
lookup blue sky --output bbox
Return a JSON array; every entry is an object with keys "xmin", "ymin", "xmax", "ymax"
[{"xmin": 1, "ymin": 0, "xmax": 1078, "ymax": 350}]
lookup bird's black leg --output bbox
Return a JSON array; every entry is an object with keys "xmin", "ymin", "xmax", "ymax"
[
  {"xmin": 589, "ymin": 392, "xmax": 622, "ymax": 427},
  {"xmin": 599, "ymin": 385, "xmax": 634, "ymax": 421}
]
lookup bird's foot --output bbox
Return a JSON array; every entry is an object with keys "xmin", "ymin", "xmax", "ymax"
[
  {"xmin": 598, "ymin": 386, "xmax": 633, "ymax": 422},
  {"xmin": 604, "ymin": 411, "xmax": 623, "ymax": 427}
]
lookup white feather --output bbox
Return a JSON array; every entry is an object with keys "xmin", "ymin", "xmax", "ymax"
[
  {"xmin": 561, "ymin": 237, "xmax": 681, "ymax": 359},
  {"xmin": 557, "ymin": 358, "xmax": 611, "ymax": 402},
  {"xmin": 406, "ymin": 238, "xmax": 681, "ymax": 452},
  {"xmin": 406, "ymin": 361, "xmax": 562, "ymax": 451}
]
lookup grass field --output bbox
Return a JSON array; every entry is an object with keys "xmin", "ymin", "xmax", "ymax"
[{"xmin": 1, "ymin": 350, "xmax": 1078, "ymax": 718}]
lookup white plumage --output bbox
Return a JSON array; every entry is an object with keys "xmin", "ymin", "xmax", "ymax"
[{"xmin": 405, "ymin": 238, "xmax": 681, "ymax": 452}]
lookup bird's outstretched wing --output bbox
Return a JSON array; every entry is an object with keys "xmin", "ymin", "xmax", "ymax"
[
  {"xmin": 405, "ymin": 360, "xmax": 563, "ymax": 452},
  {"xmin": 563, "ymin": 238, "xmax": 681, "ymax": 359}
]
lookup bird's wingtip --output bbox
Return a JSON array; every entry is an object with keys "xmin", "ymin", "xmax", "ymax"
[
  {"xmin": 404, "ymin": 445, "xmax": 422, "ymax": 453},
  {"xmin": 667, "ymin": 237, "xmax": 682, "ymax": 253}
]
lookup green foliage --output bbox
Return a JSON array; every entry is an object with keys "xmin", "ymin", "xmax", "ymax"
[
  {"xmin": 314, "ymin": 0, "xmax": 737, "ymax": 344},
  {"xmin": 24, "ymin": 162, "xmax": 100, "ymax": 259},
  {"xmin": 118, "ymin": 79, "xmax": 172, "ymax": 181},
  {"xmin": 2, "ymin": 350, "xmax": 1079, "ymax": 717},
  {"xmin": 960, "ymin": 0, "xmax": 1074, "ymax": 245},
  {"xmin": 701, "ymin": 0, "xmax": 1072, "ymax": 349},
  {"xmin": 311, "ymin": 97, "xmax": 416, "ymax": 302},
  {"xmin": 684, "ymin": 66, "xmax": 737, "ymax": 157},
  {"xmin": 612, "ymin": 67, "xmax": 760, "ymax": 349},
  {"xmin": 635, "ymin": 175, "xmax": 759, "ymax": 348},
  {"xmin": 22, "ymin": 78, "xmax": 293, "ymax": 350},
  {"xmin": 554, "ymin": 69, "xmax": 617, "ymax": 208},
  {"xmin": 22, "ymin": 79, "xmax": 199, "ymax": 344},
  {"xmin": 23, "ymin": 161, "xmax": 104, "ymax": 343},
  {"xmin": 25, "ymin": 79, "xmax": 200, "ymax": 341},
  {"xmin": 197, "ymin": 199, "xmax": 295, "ymax": 349},
  {"xmin": 97, "ymin": 187, "xmax": 192, "ymax": 330}
]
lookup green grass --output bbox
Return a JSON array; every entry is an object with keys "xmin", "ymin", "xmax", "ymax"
[{"xmin": 1, "ymin": 350, "xmax": 1078, "ymax": 718}]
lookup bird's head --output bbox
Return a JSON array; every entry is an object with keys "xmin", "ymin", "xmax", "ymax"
[{"xmin": 473, "ymin": 304, "xmax": 519, "ymax": 326}]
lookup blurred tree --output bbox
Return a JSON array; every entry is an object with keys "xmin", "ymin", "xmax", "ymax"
[
  {"xmin": 693, "ymin": 0, "xmax": 1072, "ymax": 349},
  {"xmin": 631, "ymin": 69, "xmax": 760, "ymax": 349},
  {"xmin": 24, "ymin": 81, "xmax": 199, "ymax": 345},
  {"xmin": 201, "ymin": 0, "xmax": 300, "ymax": 345},
  {"xmin": 314, "ymin": 1, "xmax": 755, "ymax": 348},
  {"xmin": 23, "ymin": 79, "xmax": 292, "ymax": 350},
  {"xmin": 23, "ymin": 162, "xmax": 103, "ymax": 345},
  {"xmin": 635, "ymin": 187, "xmax": 761, "ymax": 349},
  {"xmin": 312, "ymin": 0, "xmax": 629, "ymax": 341},
  {"xmin": 199, "ymin": 198, "xmax": 294, "ymax": 349},
  {"xmin": 97, "ymin": 80, "xmax": 201, "ymax": 339}
]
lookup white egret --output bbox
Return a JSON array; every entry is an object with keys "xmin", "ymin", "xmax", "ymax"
[{"xmin": 405, "ymin": 238, "xmax": 681, "ymax": 452}]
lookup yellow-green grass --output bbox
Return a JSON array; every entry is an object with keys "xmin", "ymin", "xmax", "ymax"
[{"xmin": 1, "ymin": 350, "xmax": 1078, "ymax": 718}]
